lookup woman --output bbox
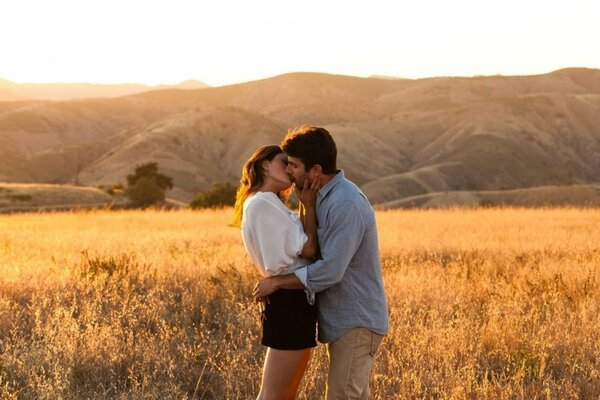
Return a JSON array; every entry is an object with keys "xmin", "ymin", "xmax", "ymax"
[{"xmin": 232, "ymin": 145, "xmax": 320, "ymax": 400}]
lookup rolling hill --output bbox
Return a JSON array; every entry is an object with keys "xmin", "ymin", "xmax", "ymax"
[
  {"xmin": 1, "ymin": 68, "xmax": 599, "ymax": 207},
  {"xmin": 0, "ymin": 182, "xmax": 116, "ymax": 212},
  {"xmin": 0, "ymin": 79, "xmax": 208, "ymax": 102}
]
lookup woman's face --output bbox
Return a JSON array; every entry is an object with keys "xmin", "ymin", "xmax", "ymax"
[{"xmin": 265, "ymin": 153, "xmax": 292, "ymax": 190}]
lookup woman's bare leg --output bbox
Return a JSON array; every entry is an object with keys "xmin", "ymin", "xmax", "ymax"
[{"xmin": 257, "ymin": 347, "xmax": 312, "ymax": 400}]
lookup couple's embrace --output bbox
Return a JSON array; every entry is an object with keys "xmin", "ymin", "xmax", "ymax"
[{"xmin": 233, "ymin": 126, "xmax": 389, "ymax": 399}]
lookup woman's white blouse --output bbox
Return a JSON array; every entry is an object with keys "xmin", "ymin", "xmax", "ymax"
[{"xmin": 241, "ymin": 191, "xmax": 310, "ymax": 277}]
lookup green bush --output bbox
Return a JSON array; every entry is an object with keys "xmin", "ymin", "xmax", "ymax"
[
  {"xmin": 125, "ymin": 163, "xmax": 173, "ymax": 208},
  {"xmin": 127, "ymin": 163, "xmax": 173, "ymax": 190},
  {"xmin": 190, "ymin": 182, "xmax": 237, "ymax": 209},
  {"xmin": 125, "ymin": 176, "xmax": 166, "ymax": 208}
]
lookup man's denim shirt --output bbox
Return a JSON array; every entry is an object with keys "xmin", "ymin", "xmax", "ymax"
[{"xmin": 295, "ymin": 170, "xmax": 389, "ymax": 343}]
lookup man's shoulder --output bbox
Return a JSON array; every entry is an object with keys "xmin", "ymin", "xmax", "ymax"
[
  {"xmin": 328, "ymin": 178, "xmax": 367, "ymax": 204},
  {"xmin": 321, "ymin": 180, "xmax": 374, "ymax": 227}
]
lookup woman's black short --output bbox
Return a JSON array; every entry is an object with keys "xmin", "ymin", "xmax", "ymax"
[{"xmin": 261, "ymin": 289, "xmax": 317, "ymax": 350}]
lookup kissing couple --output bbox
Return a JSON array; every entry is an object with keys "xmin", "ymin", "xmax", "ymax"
[{"xmin": 233, "ymin": 125, "xmax": 389, "ymax": 399}]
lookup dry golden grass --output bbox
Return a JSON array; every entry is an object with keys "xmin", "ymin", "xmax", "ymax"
[{"xmin": 0, "ymin": 207, "xmax": 599, "ymax": 399}]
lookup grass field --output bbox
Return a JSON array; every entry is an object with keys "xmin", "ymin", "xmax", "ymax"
[{"xmin": 0, "ymin": 208, "xmax": 599, "ymax": 399}]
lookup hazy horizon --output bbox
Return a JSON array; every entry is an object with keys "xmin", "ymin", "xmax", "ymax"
[
  {"xmin": 2, "ymin": 66, "xmax": 598, "ymax": 88},
  {"xmin": 0, "ymin": 77, "xmax": 208, "ymax": 87}
]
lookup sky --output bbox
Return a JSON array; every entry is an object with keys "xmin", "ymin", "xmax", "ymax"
[{"xmin": 1, "ymin": 0, "xmax": 599, "ymax": 87}]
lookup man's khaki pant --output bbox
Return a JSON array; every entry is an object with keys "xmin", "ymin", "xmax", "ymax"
[{"xmin": 326, "ymin": 327, "xmax": 384, "ymax": 400}]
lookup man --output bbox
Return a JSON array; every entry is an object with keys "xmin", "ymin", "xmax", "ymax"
[{"xmin": 253, "ymin": 125, "xmax": 389, "ymax": 399}]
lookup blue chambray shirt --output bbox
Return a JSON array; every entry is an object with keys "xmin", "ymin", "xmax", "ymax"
[{"xmin": 294, "ymin": 170, "xmax": 389, "ymax": 343}]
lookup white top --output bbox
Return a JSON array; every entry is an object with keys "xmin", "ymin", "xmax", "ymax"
[{"xmin": 241, "ymin": 191, "xmax": 310, "ymax": 277}]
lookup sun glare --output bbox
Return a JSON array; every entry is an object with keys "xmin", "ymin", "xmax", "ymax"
[{"xmin": 0, "ymin": 0, "xmax": 599, "ymax": 86}]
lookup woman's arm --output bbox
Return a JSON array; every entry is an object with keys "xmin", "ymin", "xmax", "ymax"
[{"xmin": 296, "ymin": 179, "xmax": 320, "ymax": 259}]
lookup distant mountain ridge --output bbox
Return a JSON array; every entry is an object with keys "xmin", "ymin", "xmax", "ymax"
[
  {"xmin": 1, "ymin": 68, "xmax": 599, "ymax": 207},
  {"xmin": 0, "ymin": 79, "xmax": 209, "ymax": 101}
]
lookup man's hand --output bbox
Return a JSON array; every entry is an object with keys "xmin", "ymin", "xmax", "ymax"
[{"xmin": 253, "ymin": 277, "xmax": 279, "ymax": 300}]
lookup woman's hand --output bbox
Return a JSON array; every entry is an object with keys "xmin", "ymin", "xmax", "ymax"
[
  {"xmin": 295, "ymin": 178, "xmax": 320, "ymax": 210},
  {"xmin": 253, "ymin": 277, "xmax": 278, "ymax": 300}
]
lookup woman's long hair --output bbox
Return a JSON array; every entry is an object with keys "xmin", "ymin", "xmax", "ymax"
[{"xmin": 232, "ymin": 145, "xmax": 286, "ymax": 228}]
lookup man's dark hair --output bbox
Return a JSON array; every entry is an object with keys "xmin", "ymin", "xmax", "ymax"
[{"xmin": 281, "ymin": 125, "xmax": 337, "ymax": 173}]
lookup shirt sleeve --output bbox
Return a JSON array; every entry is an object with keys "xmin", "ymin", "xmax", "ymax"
[
  {"xmin": 245, "ymin": 196, "xmax": 308, "ymax": 276},
  {"xmin": 294, "ymin": 200, "xmax": 364, "ymax": 296}
]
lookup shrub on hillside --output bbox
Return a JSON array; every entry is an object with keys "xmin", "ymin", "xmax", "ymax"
[
  {"xmin": 125, "ymin": 176, "xmax": 165, "ymax": 208},
  {"xmin": 127, "ymin": 163, "xmax": 173, "ymax": 190},
  {"xmin": 125, "ymin": 163, "xmax": 173, "ymax": 208},
  {"xmin": 190, "ymin": 182, "xmax": 237, "ymax": 209}
]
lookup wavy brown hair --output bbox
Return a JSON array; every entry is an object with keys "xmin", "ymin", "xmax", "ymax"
[{"xmin": 232, "ymin": 145, "xmax": 289, "ymax": 228}]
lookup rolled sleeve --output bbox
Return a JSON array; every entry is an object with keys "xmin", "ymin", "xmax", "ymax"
[{"xmin": 294, "ymin": 266, "xmax": 315, "ymax": 304}]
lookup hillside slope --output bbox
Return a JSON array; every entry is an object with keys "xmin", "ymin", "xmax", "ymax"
[{"xmin": 1, "ymin": 68, "xmax": 599, "ymax": 205}]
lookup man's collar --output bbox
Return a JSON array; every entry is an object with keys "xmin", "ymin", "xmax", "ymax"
[{"xmin": 318, "ymin": 169, "xmax": 344, "ymax": 198}]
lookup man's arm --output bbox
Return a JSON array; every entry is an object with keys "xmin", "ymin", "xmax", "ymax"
[
  {"xmin": 298, "ymin": 200, "xmax": 365, "ymax": 292},
  {"xmin": 254, "ymin": 200, "xmax": 366, "ymax": 301}
]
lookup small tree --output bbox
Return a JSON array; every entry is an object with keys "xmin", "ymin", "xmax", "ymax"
[
  {"xmin": 190, "ymin": 182, "xmax": 237, "ymax": 209},
  {"xmin": 125, "ymin": 162, "xmax": 173, "ymax": 208}
]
